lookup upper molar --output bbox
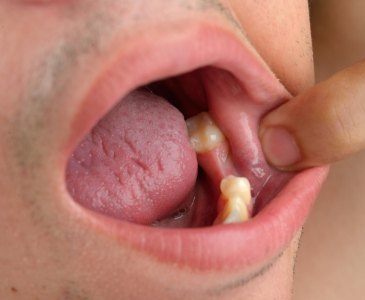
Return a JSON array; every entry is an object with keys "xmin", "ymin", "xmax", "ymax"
[{"xmin": 186, "ymin": 112, "xmax": 226, "ymax": 153}]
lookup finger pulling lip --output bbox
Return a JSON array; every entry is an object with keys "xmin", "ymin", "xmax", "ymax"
[{"xmin": 62, "ymin": 21, "xmax": 329, "ymax": 272}]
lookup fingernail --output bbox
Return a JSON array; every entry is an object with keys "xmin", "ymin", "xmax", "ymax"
[{"xmin": 261, "ymin": 127, "xmax": 301, "ymax": 168}]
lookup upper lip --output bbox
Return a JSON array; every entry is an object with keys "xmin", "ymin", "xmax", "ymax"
[{"xmin": 61, "ymin": 20, "xmax": 328, "ymax": 272}]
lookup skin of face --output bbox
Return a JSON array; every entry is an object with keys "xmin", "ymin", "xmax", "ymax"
[{"xmin": 0, "ymin": 1, "xmax": 313, "ymax": 299}]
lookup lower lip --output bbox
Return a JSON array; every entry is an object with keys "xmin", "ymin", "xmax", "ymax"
[{"xmin": 69, "ymin": 166, "xmax": 328, "ymax": 271}]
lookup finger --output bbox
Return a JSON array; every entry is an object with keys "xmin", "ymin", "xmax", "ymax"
[{"xmin": 259, "ymin": 61, "xmax": 365, "ymax": 171}]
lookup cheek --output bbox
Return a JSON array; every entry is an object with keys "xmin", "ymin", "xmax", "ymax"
[{"xmin": 230, "ymin": 0, "xmax": 314, "ymax": 94}]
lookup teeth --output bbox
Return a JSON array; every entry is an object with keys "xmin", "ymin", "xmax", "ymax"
[
  {"xmin": 186, "ymin": 112, "xmax": 226, "ymax": 153},
  {"xmin": 186, "ymin": 113, "xmax": 251, "ymax": 225},
  {"xmin": 214, "ymin": 176, "xmax": 252, "ymax": 225},
  {"xmin": 220, "ymin": 176, "xmax": 251, "ymax": 206}
]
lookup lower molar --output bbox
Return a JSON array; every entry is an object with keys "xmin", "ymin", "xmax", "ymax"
[{"xmin": 214, "ymin": 175, "xmax": 252, "ymax": 224}]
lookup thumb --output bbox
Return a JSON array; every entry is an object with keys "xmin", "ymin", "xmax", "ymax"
[{"xmin": 260, "ymin": 61, "xmax": 365, "ymax": 171}]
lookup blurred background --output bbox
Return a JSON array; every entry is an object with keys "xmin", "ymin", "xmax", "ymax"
[{"xmin": 294, "ymin": 1, "xmax": 365, "ymax": 299}]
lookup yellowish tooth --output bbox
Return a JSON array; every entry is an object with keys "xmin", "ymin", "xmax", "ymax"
[
  {"xmin": 186, "ymin": 112, "xmax": 225, "ymax": 153},
  {"xmin": 214, "ymin": 175, "xmax": 252, "ymax": 225},
  {"xmin": 220, "ymin": 176, "xmax": 251, "ymax": 206}
]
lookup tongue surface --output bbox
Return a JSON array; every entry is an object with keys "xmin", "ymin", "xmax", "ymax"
[{"xmin": 66, "ymin": 90, "xmax": 198, "ymax": 224}]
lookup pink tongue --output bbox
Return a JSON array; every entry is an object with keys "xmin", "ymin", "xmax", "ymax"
[{"xmin": 66, "ymin": 90, "xmax": 198, "ymax": 224}]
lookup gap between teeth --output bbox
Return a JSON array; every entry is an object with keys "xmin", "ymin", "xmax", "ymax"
[{"xmin": 186, "ymin": 112, "xmax": 252, "ymax": 225}]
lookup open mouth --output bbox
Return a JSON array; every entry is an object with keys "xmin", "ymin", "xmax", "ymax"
[{"xmin": 62, "ymin": 22, "xmax": 328, "ymax": 271}]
